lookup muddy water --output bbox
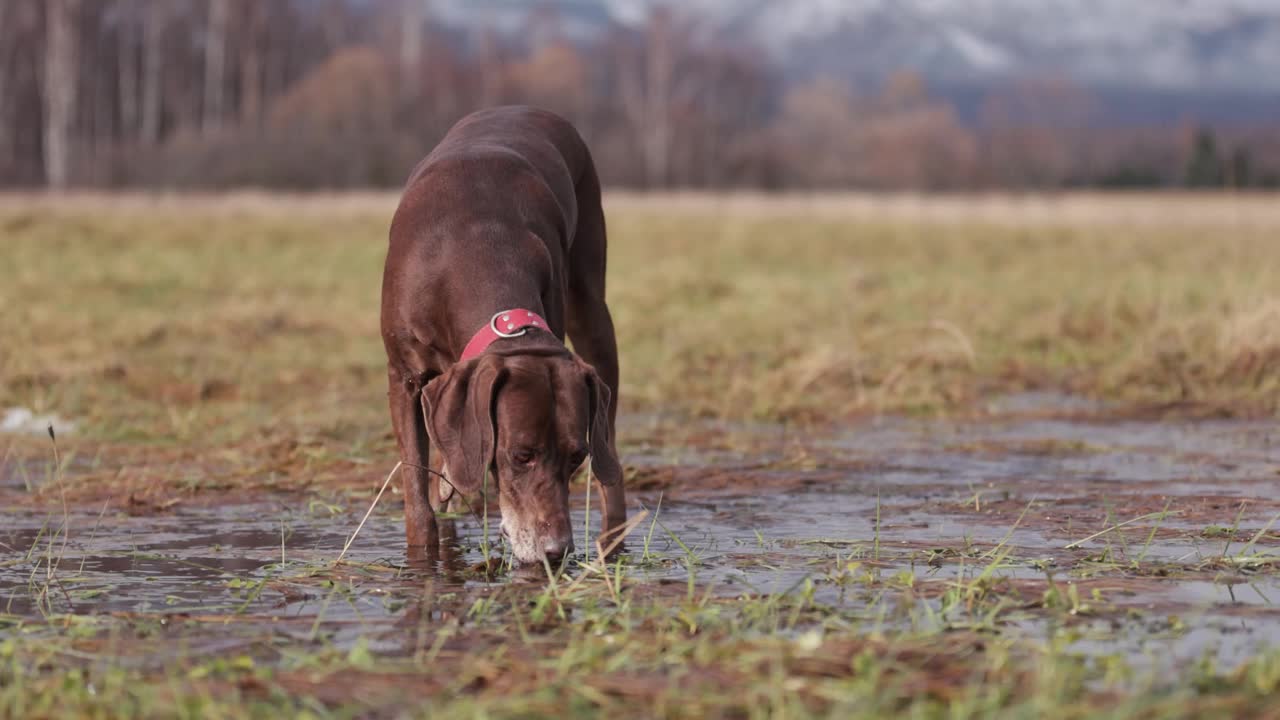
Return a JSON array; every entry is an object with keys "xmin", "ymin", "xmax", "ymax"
[
  {"xmin": 0, "ymin": 456, "xmax": 43, "ymax": 492},
  {"xmin": 2, "ymin": 401, "xmax": 1277, "ymax": 673}
]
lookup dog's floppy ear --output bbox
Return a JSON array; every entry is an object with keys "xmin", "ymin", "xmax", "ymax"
[
  {"xmin": 580, "ymin": 363, "xmax": 622, "ymax": 487},
  {"xmin": 422, "ymin": 355, "xmax": 506, "ymax": 496}
]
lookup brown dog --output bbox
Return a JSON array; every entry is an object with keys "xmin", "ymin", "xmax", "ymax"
[{"xmin": 380, "ymin": 106, "xmax": 625, "ymax": 565}]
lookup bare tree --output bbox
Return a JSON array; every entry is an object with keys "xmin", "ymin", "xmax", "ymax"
[
  {"xmin": 117, "ymin": 0, "xmax": 141, "ymax": 141},
  {"xmin": 475, "ymin": 28, "xmax": 507, "ymax": 107},
  {"xmin": 641, "ymin": 9, "xmax": 674, "ymax": 187},
  {"xmin": 203, "ymin": 0, "xmax": 230, "ymax": 134},
  {"xmin": 507, "ymin": 42, "xmax": 588, "ymax": 130},
  {"xmin": 772, "ymin": 77, "xmax": 861, "ymax": 187},
  {"xmin": 616, "ymin": 8, "xmax": 679, "ymax": 187},
  {"xmin": 680, "ymin": 47, "xmax": 771, "ymax": 187},
  {"xmin": 0, "ymin": 1, "xmax": 14, "ymax": 165},
  {"xmin": 399, "ymin": 0, "xmax": 425, "ymax": 104},
  {"xmin": 83, "ymin": 2, "xmax": 115, "ymax": 163},
  {"xmin": 979, "ymin": 76, "xmax": 1095, "ymax": 187},
  {"xmin": 0, "ymin": 0, "xmax": 42, "ymax": 183},
  {"xmin": 44, "ymin": 0, "xmax": 80, "ymax": 188},
  {"xmin": 320, "ymin": 0, "xmax": 350, "ymax": 50},
  {"xmin": 140, "ymin": 0, "xmax": 166, "ymax": 145},
  {"xmin": 237, "ymin": 0, "xmax": 265, "ymax": 128}
]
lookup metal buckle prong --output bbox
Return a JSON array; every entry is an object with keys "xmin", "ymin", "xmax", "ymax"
[{"xmin": 490, "ymin": 310, "xmax": 529, "ymax": 339}]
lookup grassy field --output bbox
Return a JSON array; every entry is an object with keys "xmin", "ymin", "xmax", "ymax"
[
  {"xmin": 2, "ymin": 192, "xmax": 1279, "ymax": 718},
  {"xmin": 3, "ymin": 192, "xmax": 1279, "ymax": 441}
]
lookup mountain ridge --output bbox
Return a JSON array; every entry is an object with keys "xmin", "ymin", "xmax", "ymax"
[{"xmin": 430, "ymin": 0, "xmax": 1280, "ymax": 95}]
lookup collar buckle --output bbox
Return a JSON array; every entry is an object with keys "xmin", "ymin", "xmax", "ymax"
[{"xmin": 490, "ymin": 310, "xmax": 530, "ymax": 339}]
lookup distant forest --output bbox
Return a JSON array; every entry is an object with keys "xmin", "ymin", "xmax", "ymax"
[{"xmin": 4, "ymin": 0, "xmax": 1278, "ymax": 190}]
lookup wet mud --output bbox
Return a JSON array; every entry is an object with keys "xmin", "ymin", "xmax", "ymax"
[{"xmin": 3, "ymin": 394, "xmax": 1277, "ymax": 677}]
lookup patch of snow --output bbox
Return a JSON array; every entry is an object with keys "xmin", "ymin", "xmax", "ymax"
[
  {"xmin": 943, "ymin": 27, "xmax": 1014, "ymax": 71},
  {"xmin": 1, "ymin": 407, "xmax": 76, "ymax": 438}
]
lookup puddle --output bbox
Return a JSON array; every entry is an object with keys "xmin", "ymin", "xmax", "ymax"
[
  {"xmin": 2, "ymin": 409, "xmax": 1277, "ymax": 677},
  {"xmin": 0, "ymin": 456, "xmax": 38, "ymax": 491},
  {"xmin": 984, "ymin": 391, "xmax": 1108, "ymax": 416},
  {"xmin": 0, "ymin": 504, "xmax": 411, "ymax": 619}
]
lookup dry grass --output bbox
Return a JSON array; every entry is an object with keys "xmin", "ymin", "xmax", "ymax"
[
  {"xmin": 8, "ymin": 189, "xmax": 1280, "ymax": 228},
  {"xmin": 608, "ymin": 190, "xmax": 1280, "ymax": 230},
  {"xmin": 3, "ymin": 192, "xmax": 1279, "ymax": 437},
  {"xmin": 1, "ymin": 191, "xmax": 1279, "ymax": 504},
  {"xmin": 605, "ymin": 194, "xmax": 1280, "ymax": 419}
]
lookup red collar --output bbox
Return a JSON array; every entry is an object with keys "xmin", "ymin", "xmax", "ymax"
[{"xmin": 460, "ymin": 309, "xmax": 551, "ymax": 361}]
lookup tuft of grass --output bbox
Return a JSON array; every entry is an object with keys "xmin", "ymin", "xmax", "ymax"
[{"xmin": 2, "ymin": 555, "xmax": 1279, "ymax": 719}]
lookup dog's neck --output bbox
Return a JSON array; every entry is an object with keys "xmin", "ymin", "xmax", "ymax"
[
  {"xmin": 458, "ymin": 308, "xmax": 566, "ymax": 362},
  {"xmin": 484, "ymin": 331, "xmax": 572, "ymax": 358}
]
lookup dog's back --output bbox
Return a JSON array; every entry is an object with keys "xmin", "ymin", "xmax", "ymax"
[
  {"xmin": 381, "ymin": 106, "xmax": 605, "ymax": 378},
  {"xmin": 393, "ymin": 106, "xmax": 592, "ymax": 250}
]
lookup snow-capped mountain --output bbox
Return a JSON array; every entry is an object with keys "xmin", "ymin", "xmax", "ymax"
[{"xmin": 429, "ymin": 0, "xmax": 1280, "ymax": 94}]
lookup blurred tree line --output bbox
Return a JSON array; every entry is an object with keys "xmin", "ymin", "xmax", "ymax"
[{"xmin": 3, "ymin": 0, "xmax": 1278, "ymax": 191}]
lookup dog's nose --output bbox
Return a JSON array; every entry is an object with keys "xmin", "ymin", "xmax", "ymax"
[{"xmin": 543, "ymin": 536, "xmax": 573, "ymax": 563}]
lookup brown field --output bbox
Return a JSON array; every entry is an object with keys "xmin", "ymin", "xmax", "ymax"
[{"xmin": 1, "ymin": 192, "xmax": 1278, "ymax": 718}]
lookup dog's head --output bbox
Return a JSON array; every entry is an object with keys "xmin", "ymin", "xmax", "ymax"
[{"xmin": 422, "ymin": 349, "xmax": 620, "ymax": 565}]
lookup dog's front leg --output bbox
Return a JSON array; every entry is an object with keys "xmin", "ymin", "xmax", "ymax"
[
  {"xmin": 387, "ymin": 371, "xmax": 437, "ymax": 551},
  {"xmin": 566, "ymin": 302, "xmax": 627, "ymax": 549}
]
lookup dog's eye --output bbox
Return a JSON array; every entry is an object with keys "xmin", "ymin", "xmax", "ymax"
[{"xmin": 512, "ymin": 448, "xmax": 538, "ymax": 465}]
